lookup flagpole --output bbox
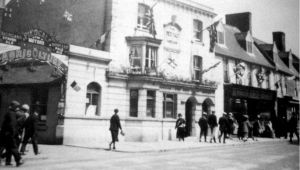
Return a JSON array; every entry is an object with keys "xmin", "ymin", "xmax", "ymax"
[{"xmin": 200, "ymin": 18, "xmax": 223, "ymax": 33}]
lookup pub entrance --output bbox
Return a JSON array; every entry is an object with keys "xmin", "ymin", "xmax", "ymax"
[{"xmin": 185, "ymin": 97, "xmax": 197, "ymax": 137}]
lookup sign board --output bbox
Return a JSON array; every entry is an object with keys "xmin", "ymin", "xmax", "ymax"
[{"xmin": 163, "ymin": 15, "xmax": 182, "ymax": 53}]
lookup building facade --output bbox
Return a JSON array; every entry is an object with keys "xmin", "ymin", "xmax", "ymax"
[{"xmin": 0, "ymin": 0, "xmax": 223, "ymax": 146}]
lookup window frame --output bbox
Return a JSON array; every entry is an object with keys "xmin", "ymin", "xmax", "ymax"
[
  {"xmin": 246, "ymin": 41, "xmax": 253, "ymax": 53},
  {"xmin": 86, "ymin": 82, "xmax": 101, "ymax": 116},
  {"xmin": 146, "ymin": 90, "xmax": 156, "ymax": 118},
  {"xmin": 129, "ymin": 89, "xmax": 139, "ymax": 117},
  {"xmin": 163, "ymin": 93, "xmax": 177, "ymax": 119},
  {"xmin": 217, "ymin": 31, "xmax": 225, "ymax": 44},
  {"xmin": 193, "ymin": 19, "xmax": 203, "ymax": 42},
  {"xmin": 193, "ymin": 55, "xmax": 203, "ymax": 82},
  {"xmin": 145, "ymin": 45, "xmax": 158, "ymax": 71},
  {"xmin": 137, "ymin": 3, "xmax": 151, "ymax": 30}
]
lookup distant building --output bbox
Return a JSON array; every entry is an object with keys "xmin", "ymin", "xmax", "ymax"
[{"xmin": 0, "ymin": 0, "xmax": 221, "ymax": 146}]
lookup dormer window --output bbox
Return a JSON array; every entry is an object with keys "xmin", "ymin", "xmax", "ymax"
[
  {"xmin": 246, "ymin": 41, "xmax": 252, "ymax": 53},
  {"xmin": 137, "ymin": 3, "xmax": 151, "ymax": 30},
  {"xmin": 193, "ymin": 19, "xmax": 203, "ymax": 42},
  {"xmin": 217, "ymin": 31, "xmax": 225, "ymax": 44}
]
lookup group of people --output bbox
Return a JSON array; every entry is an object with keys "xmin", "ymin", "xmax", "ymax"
[
  {"xmin": 0, "ymin": 101, "xmax": 39, "ymax": 167},
  {"xmin": 175, "ymin": 111, "xmax": 299, "ymax": 144}
]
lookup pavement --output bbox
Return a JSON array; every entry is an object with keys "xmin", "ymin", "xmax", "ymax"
[{"xmin": 65, "ymin": 137, "xmax": 292, "ymax": 153}]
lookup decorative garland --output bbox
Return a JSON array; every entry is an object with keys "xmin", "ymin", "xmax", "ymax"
[{"xmin": 256, "ymin": 69, "xmax": 265, "ymax": 84}]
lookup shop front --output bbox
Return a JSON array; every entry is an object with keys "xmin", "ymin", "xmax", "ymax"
[
  {"xmin": 0, "ymin": 29, "xmax": 69, "ymax": 144},
  {"xmin": 224, "ymin": 84, "xmax": 276, "ymax": 121}
]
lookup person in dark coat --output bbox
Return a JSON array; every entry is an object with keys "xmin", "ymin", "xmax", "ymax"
[
  {"xmin": 288, "ymin": 112, "xmax": 299, "ymax": 143},
  {"xmin": 1, "ymin": 101, "xmax": 24, "ymax": 166},
  {"xmin": 175, "ymin": 113, "xmax": 186, "ymax": 141},
  {"xmin": 198, "ymin": 112, "xmax": 208, "ymax": 142},
  {"xmin": 20, "ymin": 105, "xmax": 39, "ymax": 155},
  {"xmin": 208, "ymin": 111, "xmax": 218, "ymax": 143},
  {"xmin": 218, "ymin": 113, "xmax": 229, "ymax": 143},
  {"xmin": 227, "ymin": 112, "xmax": 235, "ymax": 139},
  {"xmin": 109, "ymin": 109, "xmax": 123, "ymax": 150}
]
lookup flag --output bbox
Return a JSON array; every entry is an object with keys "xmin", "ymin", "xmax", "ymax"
[
  {"xmin": 207, "ymin": 21, "xmax": 219, "ymax": 52},
  {"xmin": 147, "ymin": 8, "xmax": 156, "ymax": 38},
  {"xmin": 70, "ymin": 81, "xmax": 81, "ymax": 92}
]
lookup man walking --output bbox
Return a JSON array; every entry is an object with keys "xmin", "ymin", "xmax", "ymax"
[
  {"xmin": 208, "ymin": 111, "xmax": 218, "ymax": 143},
  {"xmin": 109, "ymin": 109, "xmax": 123, "ymax": 150},
  {"xmin": 288, "ymin": 112, "xmax": 299, "ymax": 143},
  {"xmin": 198, "ymin": 112, "xmax": 208, "ymax": 142},
  {"xmin": 218, "ymin": 113, "xmax": 229, "ymax": 144},
  {"xmin": 2, "ymin": 101, "xmax": 24, "ymax": 166},
  {"xmin": 20, "ymin": 106, "xmax": 39, "ymax": 155}
]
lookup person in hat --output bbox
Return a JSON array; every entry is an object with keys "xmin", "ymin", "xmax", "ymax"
[
  {"xmin": 227, "ymin": 112, "xmax": 235, "ymax": 139},
  {"xmin": 20, "ymin": 106, "xmax": 39, "ymax": 155},
  {"xmin": 288, "ymin": 112, "xmax": 299, "ymax": 143},
  {"xmin": 109, "ymin": 109, "xmax": 123, "ymax": 150},
  {"xmin": 175, "ymin": 113, "xmax": 186, "ymax": 141},
  {"xmin": 198, "ymin": 112, "xmax": 208, "ymax": 142},
  {"xmin": 1, "ymin": 101, "xmax": 24, "ymax": 166},
  {"xmin": 242, "ymin": 114, "xmax": 252, "ymax": 142},
  {"xmin": 218, "ymin": 112, "xmax": 229, "ymax": 144}
]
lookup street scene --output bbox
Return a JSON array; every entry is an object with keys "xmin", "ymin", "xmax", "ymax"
[{"xmin": 0, "ymin": 0, "xmax": 299, "ymax": 169}]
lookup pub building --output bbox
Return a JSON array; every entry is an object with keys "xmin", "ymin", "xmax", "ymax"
[{"xmin": 0, "ymin": 0, "xmax": 222, "ymax": 146}]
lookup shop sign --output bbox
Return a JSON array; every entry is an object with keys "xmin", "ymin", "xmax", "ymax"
[
  {"xmin": 0, "ymin": 42, "xmax": 68, "ymax": 74},
  {"xmin": 163, "ymin": 15, "xmax": 182, "ymax": 53},
  {"xmin": 0, "ymin": 29, "xmax": 69, "ymax": 55}
]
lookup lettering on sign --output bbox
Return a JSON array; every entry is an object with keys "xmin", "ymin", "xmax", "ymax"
[
  {"xmin": 0, "ymin": 42, "xmax": 68, "ymax": 74},
  {"xmin": 163, "ymin": 15, "xmax": 182, "ymax": 53}
]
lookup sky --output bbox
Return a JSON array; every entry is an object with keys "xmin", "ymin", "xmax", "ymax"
[{"xmin": 200, "ymin": 0, "xmax": 299, "ymax": 56}]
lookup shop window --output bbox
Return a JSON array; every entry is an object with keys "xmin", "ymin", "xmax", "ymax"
[
  {"xmin": 193, "ymin": 56, "xmax": 202, "ymax": 82},
  {"xmin": 145, "ymin": 45, "xmax": 158, "ymax": 71},
  {"xmin": 137, "ymin": 3, "xmax": 151, "ymax": 30},
  {"xmin": 193, "ymin": 19, "xmax": 203, "ymax": 42},
  {"xmin": 86, "ymin": 82, "xmax": 101, "ymax": 116},
  {"xmin": 31, "ymin": 87, "xmax": 48, "ymax": 122},
  {"xmin": 129, "ymin": 46, "xmax": 142, "ymax": 72},
  {"xmin": 163, "ymin": 93, "xmax": 177, "ymax": 118},
  {"xmin": 146, "ymin": 90, "xmax": 156, "ymax": 117},
  {"xmin": 246, "ymin": 41, "xmax": 253, "ymax": 53},
  {"xmin": 217, "ymin": 31, "xmax": 225, "ymax": 44},
  {"xmin": 130, "ymin": 89, "xmax": 139, "ymax": 117}
]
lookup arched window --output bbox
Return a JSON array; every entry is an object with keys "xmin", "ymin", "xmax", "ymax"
[{"xmin": 86, "ymin": 82, "xmax": 101, "ymax": 116}]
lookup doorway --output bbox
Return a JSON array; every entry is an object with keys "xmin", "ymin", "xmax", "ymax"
[{"xmin": 185, "ymin": 97, "xmax": 197, "ymax": 137}]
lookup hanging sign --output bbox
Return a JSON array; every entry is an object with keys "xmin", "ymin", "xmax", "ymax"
[
  {"xmin": 0, "ymin": 42, "xmax": 68, "ymax": 74},
  {"xmin": 0, "ymin": 29, "xmax": 69, "ymax": 55}
]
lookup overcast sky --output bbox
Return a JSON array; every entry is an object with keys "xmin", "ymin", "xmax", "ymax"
[{"xmin": 200, "ymin": 0, "xmax": 299, "ymax": 56}]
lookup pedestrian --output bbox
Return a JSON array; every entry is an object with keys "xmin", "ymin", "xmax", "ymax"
[
  {"xmin": 109, "ymin": 109, "xmax": 123, "ymax": 150},
  {"xmin": 218, "ymin": 112, "xmax": 229, "ymax": 144},
  {"xmin": 16, "ymin": 106, "xmax": 27, "ymax": 148},
  {"xmin": 20, "ymin": 106, "xmax": 39, "ymax": 155},
  {"xmin": 242, "ymin": 115, "xmax": 252, "ymax": 142},
  {"xmin": 175, "ymin": 113, "xmax": 186, "ymax": 142},
  {"xmin": 227, "ymin": 112, "xmax": 235, "ymax": 139},
  {"xmin": 208, "ymin": 111, "xmax": 217, "ymax": 143},
  {"xmin": 288, "ymin": 112, "xmax": 299, "ymax": 143},
  {"xmin": 1, "ymin": 101, "xmax": 24, "ymax": 166},
  {"xmin": 198, "ymin": 112, "xmax": 208, "ymax": 142}
]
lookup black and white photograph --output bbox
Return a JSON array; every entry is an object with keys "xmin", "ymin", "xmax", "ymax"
[{"xmin": 0, "ymin": 0, "xmax": 299, "ymax": 169}]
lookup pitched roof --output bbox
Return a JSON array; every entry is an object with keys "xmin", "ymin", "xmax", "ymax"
[
  {"xmin": 215, "ymin": 24, "xmax": 274, "ymax": 69},
  {"xmin": 253, "ymin": 39, "xmax": 294, "ymax": 75}
]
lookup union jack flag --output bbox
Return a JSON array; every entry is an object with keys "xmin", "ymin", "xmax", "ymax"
[{"xmin": 207, "ymin": 21, "xmax": 219, "ymax": 52}]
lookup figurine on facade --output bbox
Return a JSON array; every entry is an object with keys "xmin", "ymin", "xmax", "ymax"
[{"xmin": 234, "ymin": 62, "xmax": 246, "ymax": 85}]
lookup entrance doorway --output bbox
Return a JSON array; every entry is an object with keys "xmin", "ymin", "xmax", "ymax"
[
  {"xmin": 202, "ymin": 98, "xmax": 214, "ymax": 115},
  {"xmin": 185, "ymin": 97, "xmax": 197, "ymax": 137}
]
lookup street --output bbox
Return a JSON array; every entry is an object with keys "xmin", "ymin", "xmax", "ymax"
[{"xmin": 1, "ymin": 141, "xmax": 299, "ymax": 170}]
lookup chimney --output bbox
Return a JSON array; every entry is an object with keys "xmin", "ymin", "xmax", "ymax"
[
  {"xmin": 273, "ymin": 32, "xmax": 286, "ymax": 52},
  {"xmin": 226, "ymin": 12, "xmax": 252, "ymax": 33},
  {"xmin": 0, "ymin": 0, "xmax": 5, "ymax": 32}
]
